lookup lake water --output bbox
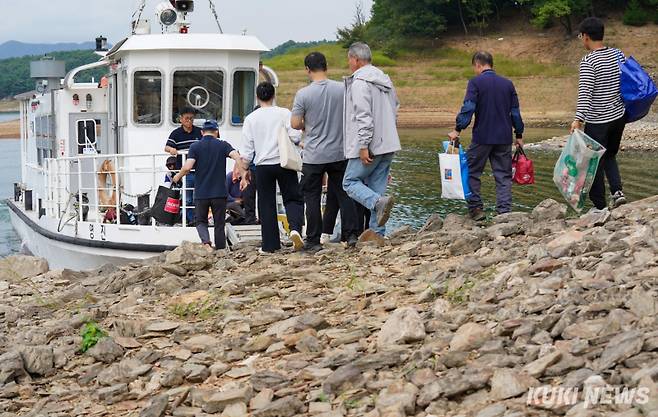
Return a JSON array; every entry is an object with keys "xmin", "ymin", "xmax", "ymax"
[
  {"xmin": 1, "ymin": 125, "xmax": 657, "ymax": 258},
  {"xmin": 0, "ymin": 112, "xmax": 19, "ymax": 123}
]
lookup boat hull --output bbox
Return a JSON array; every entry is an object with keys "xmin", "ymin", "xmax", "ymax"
[{"xmin": 8, "ymin": 201, "xmax": 161, "ymax": 271}]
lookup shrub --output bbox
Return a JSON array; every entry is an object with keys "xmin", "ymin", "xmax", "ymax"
[{"xmin": 624, "ymin": 0, "xmax": 649, "ymax": 26}]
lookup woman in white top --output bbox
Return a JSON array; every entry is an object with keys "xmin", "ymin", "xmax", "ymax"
[{"xmin": 241, "ymin": 82, "xmax": 304, "ymax": 253}]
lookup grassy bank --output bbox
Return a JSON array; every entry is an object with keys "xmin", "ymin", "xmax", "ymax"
[
  {"xmin": 0, "ymin": 100, "xmax": 18, "ymax": 112},
  {"xmin": 0, "ymin": 120, "xmax": 19, "ymax": 139},
  {"xmin": 264, "ymin": 21, "xmax": 658, "ymax": 128}
]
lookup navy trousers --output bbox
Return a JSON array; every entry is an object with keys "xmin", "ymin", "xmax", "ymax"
[{"xmin": 466, "ymin": 143, "xmax": 513, "ymax": 214}]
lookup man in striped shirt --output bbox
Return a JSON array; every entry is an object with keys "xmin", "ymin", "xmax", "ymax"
[
  {"xmin": 572, "ymin": 17, "xmax": 628, "ymax": 210},
  {"xmin": 165, "ymin": 107, "xmax": 203, "ymax": 224}
]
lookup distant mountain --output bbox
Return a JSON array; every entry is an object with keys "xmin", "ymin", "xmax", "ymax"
[
  {"xmin": 0, "ymin": 41, "xmax": 98, "ymax": 60},
  {"xmin": 262, "ymin": 40, "xmax": 334, "ymax": 59}
]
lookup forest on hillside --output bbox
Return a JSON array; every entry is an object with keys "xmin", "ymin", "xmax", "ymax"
[
  {"xmin": 0, "ymin": 50, "xmax": 105, "ymax": 99},
  {"xmin": 339, "ymin": 0, "xmax": 658, "ymax": 52}
]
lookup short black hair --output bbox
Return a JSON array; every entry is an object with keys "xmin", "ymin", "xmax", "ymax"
[
  {"xmin": 179, "ymin": 106, "xmax": 196, "ymax": 117},
  {"xmin": 304, "ymin": 52, "xmax": 328, "ymax": 72},
  {"xmin": 472, "ymin": 51, "xmax": 494, "ymax": 67},
  {"xmin": 579, "ymin": 17, "xmax": 605, "ymax": 41},
  {"xmin": 257, "ymin": 82, "xmax": 276, "ymax": 102}
]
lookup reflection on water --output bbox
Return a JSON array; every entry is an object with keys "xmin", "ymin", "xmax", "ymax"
[
  {"xmin": 388, "ymin": 128, "xmax": 658, "ymax": 230},
  {"xmin": 0, "ymin": 139, "xmax": 21, "ymax": 257}
]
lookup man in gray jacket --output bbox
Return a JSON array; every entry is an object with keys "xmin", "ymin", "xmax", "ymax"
[{"xmin": 342, "ymin": 42, "xmax": 401, "ymax": 237}]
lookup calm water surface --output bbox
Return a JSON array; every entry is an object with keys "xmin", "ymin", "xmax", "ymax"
[{"xmin": 1, "ymin": 126, "xmax": 657, "ymax": 257}]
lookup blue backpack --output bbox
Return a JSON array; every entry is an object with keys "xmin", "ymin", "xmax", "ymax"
[{"xmin": 618, "ymin": 52, "xmax": 658, "ymax": 123}]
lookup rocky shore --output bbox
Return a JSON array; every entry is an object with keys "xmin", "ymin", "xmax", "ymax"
[
  {"xmin": 1, "ymin": 196, "xmax": 657, "ymax": 417},
  {"xmin": 526, "ymin": 115, "xmax": 658, "ymax": 152}
]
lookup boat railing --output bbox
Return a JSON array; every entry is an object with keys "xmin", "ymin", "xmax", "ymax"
[{"xmin": 42, "ymin": 152, "xmax": 195, "ymax": 229}]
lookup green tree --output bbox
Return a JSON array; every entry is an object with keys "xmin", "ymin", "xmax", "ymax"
[
  {"xmin": 525, "ymin": 0, "xmax": 590, "ymax": 35},
  {"xmin": 337, "ymin": 2, "xmax": 371, "ymax": 47}
]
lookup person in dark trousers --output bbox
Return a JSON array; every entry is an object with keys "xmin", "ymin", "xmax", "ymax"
[
  {"xmin": 291, "ymin": 52, "xmax": 359, "ymax": 251},
  {"xmin": 449, "ymin": 51, "xmax": 525, "ymax": 221},
  {"xmin": 173, "ymin": 120, "xmax": 247, "ymax": 249},
  {"xmin": 322, "ymin": 181, "xmax": 371, "ymax": 243},
  {"xmin": 225, "ymin": 170, "xmax": 246, "ymax": 225},
  {"xmin": 572, "ymin": 17, "xmax": 628, "ymax": 211},
  {"xmin": 165, "ymin": 107, "xmax": 203, "ymax": 224},
  {"xmin": 241, "ymin": 164, "xmax": 258, "ymax": 225},
  {"xmin": 241, "ymin": 82, "xmax": 305, "ymax": 254}
]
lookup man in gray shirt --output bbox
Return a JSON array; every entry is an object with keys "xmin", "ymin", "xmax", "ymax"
[{"xmin": 292, "ymin": 52, "xmax": 359, "ymax": 251}]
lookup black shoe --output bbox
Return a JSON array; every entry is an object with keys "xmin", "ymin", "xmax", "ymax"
[
  {"xmin": 611, "ymin": 191, "xmax": 627, "ymax": 208},
  {"xmin": 303, "ymin": 242, "xmax": 323, "ymax": 253},
  {"xmin": 469, "ymin": 208, "xmax": 486, "ymax": 222},
  {"xmin": 374, "ymin": 196, "xmax": 395, "ymax": 227},
  {"xmin": 346, "ymin": 234, "xmax": 358, "ymax": 248}
]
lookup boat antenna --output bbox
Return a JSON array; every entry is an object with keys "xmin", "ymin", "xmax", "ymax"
[
  {"xmin": 132, "ymin": 0, "xmax": 147, "ymax": 34},
  {"xmin": 208, "ymin": 0, "xmax": 224, "ymax": 33}
]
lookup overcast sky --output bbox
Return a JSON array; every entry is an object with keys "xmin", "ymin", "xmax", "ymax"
[{"xmin": 2, "ymin": 0, "xmax": 374, "ymax": 49}]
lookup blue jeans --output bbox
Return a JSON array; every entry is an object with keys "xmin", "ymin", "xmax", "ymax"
[
  {"xmin": 185, "ymin": 173, "xmax": 195, "ymax": 224},
  {"xmin": 343, "ymin": 153, "xmax": 394, "ymax": 236}
]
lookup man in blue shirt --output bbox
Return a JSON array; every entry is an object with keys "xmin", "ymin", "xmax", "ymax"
[
  {"xmin": 448, "ymin": 51, "xmax": 525, "ymax": 221},
  {"xmin": 173, "ymin": 120, "xmax": 247, "ymax": 249},
  {"xmin": 165, "ymin": 107, "xmax": 203, "ymax": 224}
]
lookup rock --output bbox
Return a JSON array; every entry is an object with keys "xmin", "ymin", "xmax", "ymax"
[
  {"xmin": 490, "ymin": 368, "xmax": 538, "ymax": 400},
  {"xmin": 375, "ymin": 381, "xmax": 418, "ymax": 415},
  {"xmin": 96, "ymin": 358, "xmax": 152, "ymax": 386},
  {"xmin": 627, "ymin": 286, "xmax": 658, "ymax": 318},
  {"xmin": 19, "ymin": 345, "xmax": 54, "ymax": 376},
  {"xmin": 253, "ymin": 395, "xmax": 304, "ymax": 417},
  {"xmin": 87, "ymin": 337, "xmax": 124, "ymax": 364},
  {"xmin": 0, "ymin": 351, "xmax": 26, "ymax": 384},
  {"xmin": 243, "ymin": 334, "xmax": 274, "ymax": 352},
  {"xmin": 377, "ymin": 307, "xmax": 426, "ymax": 347},
  {"xmin": 97, "ymin": 383, "xmax": 129, "ymax": 405},
  {"xmin": 249, "ymin": 388, "xmax": 274, "ymax": 410},
  {"xmin": 449, "ymin": 322, "xmax": 491, "ymax": 352},
  {"xmin": 222, "ymin": 402, "xmax": 248, "ymax": 417},
  {"xmin": 597, "ymin": 330, "xmax": 644, "ymax": 371},
  {"xmin": 523, "ymin": 350, "xmax": 562, "ymax": 378},
  {"xmin": 0, "ymin": 255, "xmax": 49, "ymax": 279},
  {"xmin": 419, "ymin": 213, "xmax": 444, "ymax": 234},
  {"xmin": 184, "ymin": 363, "xmax": 210, "ymax": 383},
  {"xmin": 166, "ymin": 241, "xmax": 214, "ymax": 271},
  {"xmin": 161, "ymin": 366, "xmax": 187, "ymax": 387},
  {"xmin": 323, "ymin": 364, "xmax": 363, "ymax": 394},
  {"xmin": 140, "ymin": 394, "xmax": 169, "ymax": 417},
  {"xmin": 182, "ymin": 334, "xmax": 220, "ymax": 353},
  {"xmin": 532, "ymin": 199, "xmax": 567, "ymax": 221},
  {"xmin": 202, "ymin": 385, "xmax": 253, "ymax": 414},
  {"xmin": 546, "ymin": 231, "xmax": 584, "ymax": 258},
  {"xmin": 475, "ymin": 403, "xmax": 507, "ymax": 417},
  {"xmin": 147, "ymin": 321, "xmax": 181, "ymax": 332}
]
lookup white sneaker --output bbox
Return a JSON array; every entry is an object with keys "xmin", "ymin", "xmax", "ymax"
[
  {"xmin": 320, "ymin": 233, "xmax": 332, "ymax": 245},
  {"xmin": 289, "ymin": 230, "xmax": 304, "ymax": 252}
]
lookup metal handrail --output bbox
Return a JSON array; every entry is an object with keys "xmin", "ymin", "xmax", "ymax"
[{"xmin": 42, "ymin": 151, "xmax": 196, "ymax": 228}]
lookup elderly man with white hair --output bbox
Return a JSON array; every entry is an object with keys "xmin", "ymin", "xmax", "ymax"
[{"xmin": 342, "ymin": 42, "xmax": 401, "ymax": 237}]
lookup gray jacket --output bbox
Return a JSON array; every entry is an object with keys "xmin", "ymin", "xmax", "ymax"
[{"xmin": 344, "ymin": 64, "xmax": 401, "ymax": 159}]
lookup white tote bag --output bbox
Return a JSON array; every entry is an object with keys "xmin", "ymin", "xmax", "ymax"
[
  {"xmin": 439, "ymin": 152, "xmax": 467, "ymax": 200},
  {"xmin": 277, "ymin": 123, "xmax": 302, "ymax": 172}
]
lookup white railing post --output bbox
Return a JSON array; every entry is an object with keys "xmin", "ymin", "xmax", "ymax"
[
  {"xmin": 181, "ymin": 152, "xmax": 187, "ymax": 228},
  {"xmin": 115, "ymin": 155, "xmax": 120, "ymax": 225},
  {"xmin": 93, "ymin": 156, "xmax": 99, "ymax": 222},
  {"xmin": 77, "ymin": 158, "xmax": 83, "ymax": 222},
  {"xmin": 152, "ymin": 154, "xmax": 157, "ymax": 226}
]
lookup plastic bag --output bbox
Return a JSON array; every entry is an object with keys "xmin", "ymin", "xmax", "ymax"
[
  {"xmin": 618, "ymin": 54, "xmax": 658, "ymax": 123},
  {"xmin": 512, "ymin": 146, "xmax": 535, "ymax": 185},
  {"xmin": 439, "ymin": 140, "xmax": 472, "ymax": 200},
  {"xmin": 151, "ymin": 185, "xmax": 182, "ymax": 225},
  {"xmin": 553, "ymin": 130, "xmax": 606, "ymax": 212},
  {"xmin": 278, "ymin": 123, "xmax": 302, "ymax": 172}
]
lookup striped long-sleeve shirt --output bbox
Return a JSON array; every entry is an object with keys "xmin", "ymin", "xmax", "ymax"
[{"xmin": 576, "ymin": 47, "xmax": 626, "ymax": 124}]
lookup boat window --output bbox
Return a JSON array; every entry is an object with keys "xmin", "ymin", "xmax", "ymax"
[
  {"xmin": 76, "ymin": 119, "xmax": 98, "ymax": 154},
  {"xmin": 133, "ymin": 71, "xmax": 162, "ymax": 125},
  {"xmin": 231, "ymin": 70, "xmax": 256, "ymax": 125},
  {"xmin": 172, "ymin": 70, "xmax": 224, "ymax": 123}
]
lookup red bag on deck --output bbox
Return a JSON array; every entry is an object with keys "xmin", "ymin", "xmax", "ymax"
[{"xmin": 512, "ymin": 146, "xmax": 535, "ymax": 185}]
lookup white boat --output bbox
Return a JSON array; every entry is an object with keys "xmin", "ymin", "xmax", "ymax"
[{"xmin": 7, "ymin": 1, "xmax": 278, "ymax": 270}]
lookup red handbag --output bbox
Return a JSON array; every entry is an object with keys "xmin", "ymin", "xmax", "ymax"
[{"xmin": 512, "ymin": 146, "xmax": 535, "ymax": 185}]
